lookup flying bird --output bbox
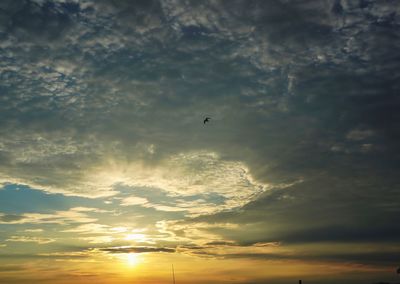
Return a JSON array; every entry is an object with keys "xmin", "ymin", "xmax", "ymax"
[{"xmin": 203, "ymin": 117, "xmax": 211, "ymax": 124}]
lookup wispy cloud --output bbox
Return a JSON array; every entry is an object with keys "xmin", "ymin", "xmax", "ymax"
[
  {"xmin": 115, "ymin": 151, "xmax": 277, "ymax": 216},
  {"xmin": 80, "ymin": 236, "xmax": 114, "ymax": 244},
  {"xmin": 24, "ymin": 229, "xmax": 43, "ymax": 233},
  {"xmin": 0, "ymin": 207, "xmax": 97, "ymax": 224},
  {"xmin": 61, "ymin": 223, "xmax": 112, "ymax": 234},
  {"xmin": 6, "ymin": 236, "xmax": 55, "ymax": 244},
  {"xmin": 120, "ymin": 196, "xmax": 149, "ymax": 206}
]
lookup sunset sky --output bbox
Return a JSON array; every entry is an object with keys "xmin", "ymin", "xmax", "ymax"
[{"xmin": 0, "ymin": 1, "xmax": 399, "ymax": 283}]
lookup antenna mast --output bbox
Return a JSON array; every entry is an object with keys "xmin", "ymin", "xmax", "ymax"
[{"xmin": 172, "ymin": 264, "xmax": 176, "ymax": 284}]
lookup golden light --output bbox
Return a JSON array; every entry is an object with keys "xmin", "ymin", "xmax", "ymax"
[
  {"xmin": 125, "ymin": 233, "xmax": 147, "ymax": 242},
  {"xmin": 126, "ymin": 253, "xmax": 139, "ymax": 266}
]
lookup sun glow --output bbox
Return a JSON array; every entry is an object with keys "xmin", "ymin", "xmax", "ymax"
[
  {"xmin": 125, "ymin": 233, "xmax": 147, "ymax": 242},
  {"xmin": 126, "ymin": 253, "xmax": 139, "ymax": 266}
]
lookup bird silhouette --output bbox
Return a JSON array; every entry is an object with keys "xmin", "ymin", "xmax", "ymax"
[{"xmin": 203, "ymin": 117, "xmax": 211, "ymax": 124}]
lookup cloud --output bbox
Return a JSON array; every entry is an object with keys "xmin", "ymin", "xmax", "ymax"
[
  {"xmin": 0, "ymin": 207, "xmax": 97, "ymax": 224},
  {"xmin": 172, "ymin": 240, "xmax": 400, "ymax": 266},
  {"xmin": 181, "ymin": 174, "xmax": 400, "ymax": 251},
  {"xmin": 0, "ymin": 214, "xmax": 25, "ymax": 223},
  {"xmin": 153, "ymin": 220, "xmax": 240, "ymax": 245},
  {"xmin": 6, "ymin": 236, "xmax": 55, "ymax": 244},
  {"xmin": 0, "ymin": 0, "xmax": 399, "ymax": 275},
  {"xmin": 61, "ymin": 224, "xmax": 136, "ymax": 241},
  {"xmin": 176, "ymin": 242, "xmax": 285, "ymax": 259},
  {"xmin": 120, "ymin": 196, "xmax": 149, "ymax": 206},
  {"xmin": 24, "ymin": 229, "xmax": 43, "ymax": 233},
  {"xmin": 0, "ymin": 264, "xmax": 26, "ymax": 272},
  {"xmin": 68, "ymin": 207, "xmax": 111, "ymax": 213},
  {"xmin": 36, "ymin": 251, "xmax": 91, "ymax": 258},
  {"xmin": 80, "ymin": 236, "xmax": 114, "ymax": 244},
  {"xmin": 10, "ymin": 1, "xmax": 73, "ymax": 41},
  {"xmin": 61, "ymin": 223, "xmax": 112, "ymax": 234},
  {"xmin": 0, "ymin": 0, "xmax": 397, "ymax": 198},
  {"xmin": 346, "ymin": 129, "xmax": 375, "ymax": 141},
  {"xmin": 113, "ymin": 151, "xmax": 278, "ymax": 216},
  {"xmin": 99, "ymin": 245, "xmax": 175, "ymax": 254}
]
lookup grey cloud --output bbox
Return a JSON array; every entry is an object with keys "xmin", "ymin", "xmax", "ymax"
[
  {"xmin": 0, "ymin": 0, "xmax": 73, "ymax": 41},
  {"xmin": 215, "ymin": 251, "xmax": 400, "ymax": 266},
  {"xmin": 278, "ymin": 225, "xmax": 400, "ymax": 244},
  {"xmin": 177, "ymin": 241, "xmax": 400, "ymax": 266},
  {"xmin": 100, "ymin": 245, "xmax": 175, "ymax": 254},
  {"xmin": 182, "ymin": 174, "xmax": 400, "ymax": 247},
  {"xmin": 0, "ymin": 214, "xmax": 25, "ymax": 223},
  {"xmin": 178, "ymin": 245, "xmax": 207, "ymax": 250},
  {"xmin": 205, "ymin": 241, "xmax": 236, "ymax": 246},
  {"xmin": 171, "ymin": 239, "xmax": 400, "ymax": 267}
]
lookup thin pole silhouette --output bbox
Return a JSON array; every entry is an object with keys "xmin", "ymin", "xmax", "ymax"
[{"xmin": 172, "ymin": 264, "xmax": 176, "ymax": 284}]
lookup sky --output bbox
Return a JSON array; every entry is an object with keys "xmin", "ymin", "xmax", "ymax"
[{"xmin": 0, "ymin": 0, "xmax": 399, "ymax": 283}]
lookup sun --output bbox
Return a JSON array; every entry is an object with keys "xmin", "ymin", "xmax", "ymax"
[
  {"xmin": 114, "ymin": 251, "xmax": 141, "ymax": 268},
  {"xmin": 126, "ymin": 253, "xmax": 139, "ymax": 266}
]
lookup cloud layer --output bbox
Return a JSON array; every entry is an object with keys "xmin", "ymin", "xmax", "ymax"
[{"xmin": 0, "ymin": 1, "xmax": 399, "ymax": 282}]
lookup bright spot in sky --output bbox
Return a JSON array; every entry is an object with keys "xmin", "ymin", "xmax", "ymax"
[
  {"xmin": 125, "ymin": 233, "xmax": 147, "ymax": 242},
  {"xmin": 126, "ymin": 253, "xmax": 139, "ymax": 266}
]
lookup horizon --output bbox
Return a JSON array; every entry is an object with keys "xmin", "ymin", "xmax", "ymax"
[{"xmin": 0, "ymin": 1, "xmax": 399, "ymax": 283}]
